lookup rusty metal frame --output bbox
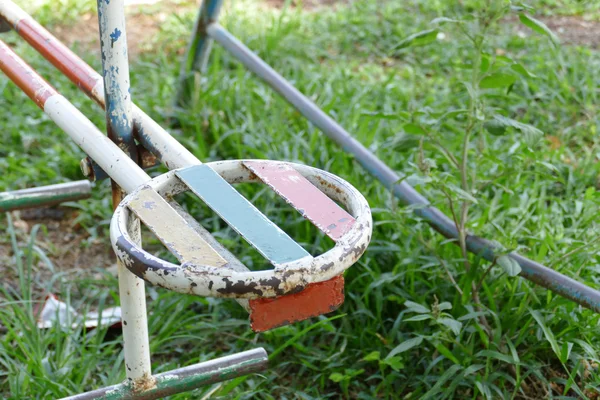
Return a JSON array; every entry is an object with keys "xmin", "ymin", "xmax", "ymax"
[
  {"xmin": 0, "ymin": 1, "xmax": 372, "ymax": 398},
  {"xmin": 110, "ymin": 160, "xmax": 371, "ymax": 298},
  {"xmin": 0, "ymin": 1, "xmax": 273, "ymax": 398},
  {"xmin": 2, "ymin": 0, "xmax": 600, "ymax": 395}
]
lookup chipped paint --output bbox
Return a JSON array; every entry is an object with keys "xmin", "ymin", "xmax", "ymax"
[
  {"xmin": 127, "ymin": 185, "xmax": 228, "ymax": 266},
  {"xmin": 243, "ymin": 160, "xmax": 355, "ymax": 241},
  {"xmin": 97, "ymin": 0, "xmax": 152, "ymax": 387},
  {"xmin": 110, "ymin": 161, "xmax": 372, "ymax": 298},
  {"xmin": 97, "ymin": 0, "xmax": 136, "ymax": 161}
]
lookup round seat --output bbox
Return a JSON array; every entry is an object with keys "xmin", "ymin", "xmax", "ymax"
[{"xmin": 110, "ymin": 159, "xmax": 372, "ymax": 299}]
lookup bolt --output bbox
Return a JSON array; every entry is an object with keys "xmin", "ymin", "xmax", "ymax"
[{"xmin": 80, "ymin": 157, "xmax": 95, "ymax": 181}]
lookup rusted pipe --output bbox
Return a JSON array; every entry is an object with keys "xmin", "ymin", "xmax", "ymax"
[
  {"xmin": 0, "ymin": 0, "xmax": 199, "ymax": 170},
  {"xmin": 0, "ymin": 40, "xmax": 150, "ymax": 193}
]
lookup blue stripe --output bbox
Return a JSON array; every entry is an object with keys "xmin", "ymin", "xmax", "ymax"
[{"xmin": 176, "ymin": 165, "xmax": 310, "ymax": 265}]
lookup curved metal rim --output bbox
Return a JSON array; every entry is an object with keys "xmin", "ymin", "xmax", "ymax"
[{"xmin": 110, "ymin": 159, "xmax": 372, "ymax": 299}]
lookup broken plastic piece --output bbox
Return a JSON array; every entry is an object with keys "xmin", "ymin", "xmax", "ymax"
[{"xmin": 36, "ymin": 294, "xmax": 121, "ymax": 330}]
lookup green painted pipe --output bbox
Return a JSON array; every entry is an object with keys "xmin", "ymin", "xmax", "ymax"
[
  {"xmin": 61, "ymin": 348, "xmax": 268, "ymax": 400},
  {"xmin": 0, "ymin": 181, "xmax": 92, "ymax": 212}
]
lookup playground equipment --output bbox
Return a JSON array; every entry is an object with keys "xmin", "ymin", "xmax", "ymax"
[
  {"xmin": 3, "ymin": 0, "xmax": 600, "ymax": 397},
  {"xmin": 173, "ymin": 0, "xmax": 600, "ymax": 312},
  {"xmin": 0, "ymin": 0, "xmax": 372, "ymax": 398}
]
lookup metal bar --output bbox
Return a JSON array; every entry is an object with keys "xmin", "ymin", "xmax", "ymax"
[
  {"xmin": 243, "ymin": 161, "xmax": 355, "ymax": 241},
  {"xmin": 0, "ymin": 40, "xmax": 149, "ymax": 193},
  {"xmin": 96, "ymin": 0, "xmax": 152, "ymax": 389},
  {"xmin": 60, "ymin": 348, "xmax": 268, "ymax": 400},
  {"xmin": 127, "ymin": 186, "xmax": 228, "ymax": 266},
  {"xmin": 174, "ymin": 0, "xmax": 223, "ymax": 106},
  {"xmin": 0, "ymin": 39, "xmax": 269, "ymax": 393},
  {"xmin": 176, "ymin": 165, "xmax": 311, "ymax": 266},
  {"xmin": 0, "ymin": 180, "xmax": 92, "ymax": 212},
  {"xmin": 0, "ymin": 0, "xmax": 199, "ymax": 170},
  {"xmin": 206, "ymin": 23, "xmax": 600, "ymax": 313},
  {"xmin": 0, "ymin": 1, "xmax": 255, "ymax": 311}
]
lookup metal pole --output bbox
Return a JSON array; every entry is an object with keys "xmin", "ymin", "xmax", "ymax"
[
  {"xmin": 174, "ymin": 0, "xmax": 223, "ymax": 106},
  {"xmin": 60, "ymin": 348, "xmax": 268, "ymax": 400},
  {"xmin": 0, "ymin": 181, "xmax": 92, "ymax": 212},
  {"xmin": 0, "ymin": 40, "xmax": 268, "ymax": 396},
  {"xmin": 0, "ymin": 0, "xmax": 251, "ymax": 308},
  {"xmin": 0, "ymin": 0, "xmax": 199, "ymax": 170},
  {"xmin": 0, "ymin": 40, "xmax": 149, "ymax": 193},
  {"xmin": 96, "ymin": 0, "xmax": 153, "ymax": 390},
  {"xmin": 205, "ymin": 23, "xmax": 600, "ymax": 313},
  {"xmin": 3, "ymin": 0, "xmax": 598, "ymax": 314}
]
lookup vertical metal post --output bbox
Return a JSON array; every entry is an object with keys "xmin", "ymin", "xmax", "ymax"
[
  {"xmin": 97, "ymin": 0, "xmax": 153, "ymax": 390},
  {"xmin": 174, "ymin": 0, "xmax": 223, "ymax": 107}
]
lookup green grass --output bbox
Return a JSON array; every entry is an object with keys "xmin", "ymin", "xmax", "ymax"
[{"xmin": 1, "ymin": 0, "xmax": 600, "ymax": 398}]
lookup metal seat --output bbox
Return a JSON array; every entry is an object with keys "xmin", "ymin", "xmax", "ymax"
[{"xmin": 111, "ymin": 159, "xmax": 372, "ymax": 300}]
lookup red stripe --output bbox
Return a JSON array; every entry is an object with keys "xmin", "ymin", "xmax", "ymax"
[
  {"xmin": 0, "ymin": 40, "xmax": 57, "ymax": 109},
  {"xmin": 17, "ymin": 19, "xmax": 100, "ymax": 100},
  {"xmin": 244, "ymin": 161, "xmax": 355, "ymax": 241}
]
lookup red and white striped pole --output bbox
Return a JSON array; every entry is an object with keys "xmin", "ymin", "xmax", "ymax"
[
  {"xmin": 0, "ymin": 40, "xmax": 149, "ymax": 193},
  {"xmin": 0, "ymin": 39, "xmax": 156, "ymax": 390},
  {"xmin": 0, "ymin": 0, "xmax": 199, "ymax": 170}
]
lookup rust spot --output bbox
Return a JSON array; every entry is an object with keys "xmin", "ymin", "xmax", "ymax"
[
  {"xmin": 132, "ymin": 374, "xmax": 156, "ymax": 393},
  {"xmin": 315, "ymin": 176, "xmax": 343, "ymax": 194},
  {"xmin": 258, "ymin": 276, "xmax": 286, "ymax": 296}
]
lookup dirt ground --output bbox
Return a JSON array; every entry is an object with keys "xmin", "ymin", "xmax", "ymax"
[
  {"xmin": 54, "ymin": 1, "xmax": 600, "ymax": 56},
  {"xmin": 0, "ymin": 209, "xmax": 115, "ymax": 289},
  {"xmin": 539, "ymin": 15, "xmax": 600, "ymax": 48}
]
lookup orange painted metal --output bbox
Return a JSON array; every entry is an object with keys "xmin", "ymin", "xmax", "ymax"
[
  {"xmin": 17, "ymin": 19, "xmax": 100, "ymax": 100},
  {"xmin": 0, "ymin": 40, "xmax": 57, "ymax": 109},
  {"xmin": 249, "ymin": 275, "xmax": 344, "ymax": 332}
]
